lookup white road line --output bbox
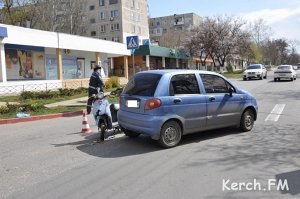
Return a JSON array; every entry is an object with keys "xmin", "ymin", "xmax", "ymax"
[{"xmin": 265, "ymin": 104, "xmax": 286, "ymax": 122}]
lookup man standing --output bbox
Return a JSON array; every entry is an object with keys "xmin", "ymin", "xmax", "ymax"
[{"xmin": 86, "ymin": 65, "xmax": 104, "ymax": 114}]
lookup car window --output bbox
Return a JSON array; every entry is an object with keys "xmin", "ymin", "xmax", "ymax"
[
  {"xmin": 247, "ymin": 65, "xmax": 261, "ymax": 69},
  {"xmin": 200, "ymin": 74, "xmax": 232, "ymax": 94},
  {"xmin": 277, "ymin": 66, "xmax": 291, "ymax": 70},
  {"xmin": 123, "ymin": 73, "xmax": 162, "ymax": 96},
  {"xmin": 170, "ymin": 74, "xmax": 200, "ymax": 95}
]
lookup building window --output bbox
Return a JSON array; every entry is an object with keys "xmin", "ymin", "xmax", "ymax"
[
  {"xmin": 112, "ymin": 37, "xmax": 119, "ymax": 42},
  {"xmin": 110, "ymin": 10, "xmax": 119, "ymax": 18},
  {"xmin": 163, "ymin": 28, "xmax": 167, "ymax": 33},
  {"xmin": 110, "ymin": 23, "xmax": 120, "ymax": 31},
  {"xmin": 91, "ymin": 31, "xmax": 96, "ymax": 36},
  {"xmin": 131, "ymin": 25, "xmax": 136, "ymax": 33},
  {"xmin": 137, "ymin": 26, "xmax": 141, "ymax": 34},
  {"xmin": 90, "ymin": 18, "xmax": 96, "ymax": 24},
  {"xmin": 156, "ymin": 21, "xmax": 160, "ymax": 26},
  {"xmin": 99, "ymin": 11, "xmax": 106, "ymax": 20},
  {"xmin": 156, "ymin": 29, "xmax": 160, "ymax": 34},
  {"xmin": 175, "ymin": 26, "xmax": 183, "ymax": 31},
  {"xmin": 130, "ymin": 12, "xmax": 134, "ymax": 20},
  {"xmin": 131, "ymin": 0, "xmax": 135, "ymax": 8},
  {"xmin": 100, "ymin": 25, "xmax": 106, "ymax": 32},
  {"xmin": 81, "ymin": 16, "xmax": 87, "ymax": 22},
  {"xmin": 99, "ymin": 0, "xmax": 105, "ymax": 6},
  {"xmin": 89, "ymin": 5, "xmax": 95, "ymax": 10},
  {"xmin": 109, "ymin": 0, "xmax": 118, "ymax": 5}
]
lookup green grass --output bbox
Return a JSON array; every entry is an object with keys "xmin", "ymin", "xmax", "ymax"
[
  {"xmin": 222, "ymin": 70, "xmax": 244, "ymax": 79},
  {"xmin": 0, "ymin": 92, "xmax": 120, "ymax": 119},
  {"xmin": 0, "ymin": 106, "xmax": 85, "ymax": 119}
]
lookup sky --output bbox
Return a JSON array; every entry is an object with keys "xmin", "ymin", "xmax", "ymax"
[{"xmin": 148, "ymin": 0, "xmax": 300, "ymax": 47}]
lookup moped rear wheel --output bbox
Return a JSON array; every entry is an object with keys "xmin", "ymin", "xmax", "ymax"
[{"xmin": 100, "ymin": 124, "xmax": 105, "ymax": 141}]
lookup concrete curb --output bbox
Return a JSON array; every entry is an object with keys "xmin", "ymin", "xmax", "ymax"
[{"xmin": 0, "ymin": 110, "xmax": 84, "ymax": 125}]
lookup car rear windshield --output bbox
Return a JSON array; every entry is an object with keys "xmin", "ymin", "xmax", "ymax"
[
  {"xmin": 277, "ymin": 66, "xmax": 291, "ymax": 70},
  {"xmin": 247, "ymin": 65, "xmax": 261, "ymax": 69},
  {"xmin": 123, "ymin": 73, "xmax": 162, "ymax": 96}
]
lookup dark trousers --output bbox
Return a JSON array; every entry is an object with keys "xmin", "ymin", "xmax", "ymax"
[{"xmin": 86, "ymin": 88, "xmax": 98, "ymax": 114}]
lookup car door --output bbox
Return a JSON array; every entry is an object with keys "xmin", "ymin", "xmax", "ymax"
[
  {"xmin": 167, "ymin": 74, "xmax": 207, "ymax": 134},
  {"xmin": 200, "ymin": 74, "xmax": 246, "ymax": 129}
]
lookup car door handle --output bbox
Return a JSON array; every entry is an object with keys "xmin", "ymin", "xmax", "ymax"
[
  {"xmin": 173, "ymin": 98, "xmax": 182, "ymax": 104},
  {"xmin": 209, "ymin": 96, "xmax": 216, "ymax": 102}
]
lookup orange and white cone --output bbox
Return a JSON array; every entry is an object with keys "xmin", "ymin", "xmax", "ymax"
[{"xmin": 81, "ymin": 113, "xmax": 92, "ymax": 134}]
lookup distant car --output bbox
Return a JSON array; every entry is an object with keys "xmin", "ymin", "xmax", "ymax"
[
  {"xmin": 274, "ymin": 65, "xmax": 297, "ymax": 81},
  {"xmin": 243, "ymin": 64, "xmax": 267, "ymax": 80},
  {"xmin": 118, "ymin": 70, "xmax": 258, "ymax": 148}
]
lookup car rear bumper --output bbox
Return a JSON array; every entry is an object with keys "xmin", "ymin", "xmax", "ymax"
[
  {"xmin": 274, "ymin": 73, "xmax": 294, "ymax": 79},
  {"xmin": 118, "ymin": 110, "xmax": 164, "ymax": 140}
]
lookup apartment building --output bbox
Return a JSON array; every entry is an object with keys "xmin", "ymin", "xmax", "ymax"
[
  {"xmin": 85, "ymin": 0, "xmax": 149, "ymax": 44},
  {"xmin": 149, "ymin": 13, "xmax": 202, "ymax": 44}
]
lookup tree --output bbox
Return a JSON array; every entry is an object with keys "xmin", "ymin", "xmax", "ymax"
[
  {"xmin": 184, "ymin": 15, "xmax": 251, "ymax": 70},
  {"xmin": 247, "ymin": 18, "xmax": 272, "ymax": 45},
  {"xmin": 0, "ymin": 0, "xmax": 87, "ymax": 35}
]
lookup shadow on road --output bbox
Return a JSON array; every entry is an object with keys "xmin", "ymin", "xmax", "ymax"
[
  {"xmin": 276, "ymin": 170, "xmax": 300, "ymax": 196},
  {"xmin": 52, "ymin": 127, "xmax": 240, "ymax": 158}
]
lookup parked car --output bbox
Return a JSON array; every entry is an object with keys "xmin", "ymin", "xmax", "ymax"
[
  {"xmin": 118, "ymin": 70, "xmax": 258, "ymax": 148},
  {"xmin": 243, "ymin": 64, "xmax": 267, "ymax": 80},
  {"xmin": 274, "ymin": 65, "xmax": 297, "ymax": 81}
]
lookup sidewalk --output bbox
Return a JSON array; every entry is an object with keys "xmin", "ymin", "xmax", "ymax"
[
  {"xmin": 45, "ymin": 97, "xmax": 87, "ymax": 108},
  {"xmin": 0, "ymin": 92, "xmax": 110, "ymax": 125}
]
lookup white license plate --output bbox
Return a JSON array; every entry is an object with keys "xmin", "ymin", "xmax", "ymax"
[
  {"xmin": 279, "ymin": 74, "xmax": 286, "ymax": 77},
  {"xmin": 126, "ymin": 100, "xmax": 139, "ymax": 108}
]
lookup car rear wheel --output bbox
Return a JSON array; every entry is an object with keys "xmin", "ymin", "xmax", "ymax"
[
  {"xmin": 158, "ymin": 121, "xmax": 182, "ymax": 148},
  {"xmin": 274, "ymin": 78, "xmax": 277, "ymax": 82},
  {"xmin": 240, "ymin": 109, "xmax": 255, "ymax": 132},
  {"xmin": 264, "ymin": 73, "xmax": 267, "ymax": 79}
]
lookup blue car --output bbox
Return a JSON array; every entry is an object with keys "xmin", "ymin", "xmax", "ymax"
[{"xmin": 118, "ymin": 70, "xmax": 258, "ymax": 148}]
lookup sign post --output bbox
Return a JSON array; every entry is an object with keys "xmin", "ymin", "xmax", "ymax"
[{"xmin": 126, "ymin": 36, "xmax": 139, "ymax": 75}]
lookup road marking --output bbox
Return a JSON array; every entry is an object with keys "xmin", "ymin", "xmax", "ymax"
[{"xmin": 265, "ymin": 104, "xmax": 286, "ymax": 122}]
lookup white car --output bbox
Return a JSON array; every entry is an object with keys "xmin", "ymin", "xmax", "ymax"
[
  {"xmin": 243, "ymin": 64, "xmax": 267, "ymax": 80},
  {"xmin": 274, "ymin": 65, "xmax": 297, "ymax": 81}
]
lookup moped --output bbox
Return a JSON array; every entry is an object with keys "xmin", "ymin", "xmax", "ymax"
[{"xmin": 92, "ymin": 92, "xmax": 120, "ymax": 141}]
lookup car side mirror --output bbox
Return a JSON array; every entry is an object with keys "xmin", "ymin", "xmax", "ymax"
[{"xmin": 228, "ymin": 87, "xmax": 234, "ymax": 97}]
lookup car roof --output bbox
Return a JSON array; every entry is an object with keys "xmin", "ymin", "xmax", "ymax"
[{"xmin": 137, "ymin": 69, "xmax": 220, "ymax": 76}]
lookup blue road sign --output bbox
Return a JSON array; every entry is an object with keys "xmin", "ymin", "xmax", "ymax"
[{"xmin": 126, "ymin": 36, "xmax": 139, "ymax": 50}]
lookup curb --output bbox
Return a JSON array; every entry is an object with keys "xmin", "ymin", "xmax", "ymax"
[{"xmin": 0, "ymin": 110, "xmax": 84, "ymax": 125}]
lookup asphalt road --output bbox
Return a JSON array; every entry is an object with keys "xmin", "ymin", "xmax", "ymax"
[{"xmin": 1, "ymin": 71, "xmax": 300, "ymax": 199}]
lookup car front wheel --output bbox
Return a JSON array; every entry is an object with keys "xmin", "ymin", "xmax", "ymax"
[
  {"xmin": 240, "ymin": 109, "xmax": 255, "ymax": 132},
  {"xmin": 158, "ymin": 121, "xmax": 182, "ymax": 148}
]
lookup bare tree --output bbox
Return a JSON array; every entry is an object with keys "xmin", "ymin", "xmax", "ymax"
[
  {"xmin": 247, "ymin": 18, "xmax": 272, "ymax": 45},
  {"xmin": 158, "ymin": 30, "xmax": 188, "ymax": 49},
  {"xmin": 184, "ymin": 15, "xmax": 251, "ymax": 70},
  {"xmin": 0, "ymin": 0, "xmax": 87, "ymax": 35}
]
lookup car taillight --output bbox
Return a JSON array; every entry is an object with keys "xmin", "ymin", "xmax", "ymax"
[{"xmin": 145, "ymin": 98, "xmax": 161, "ymax": 110}]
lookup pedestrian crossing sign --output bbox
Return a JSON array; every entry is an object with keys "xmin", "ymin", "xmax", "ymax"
[{"xmin": 126, "ymin": 36, "xmax": 139, "ymax": 49}]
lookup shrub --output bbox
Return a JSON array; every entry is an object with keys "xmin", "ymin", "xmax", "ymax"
[
  {"xmin": 105, "ymin": 80, "xmax": 113, "ymax": 89},
  {"xmin": 110, "ymin": 76, "xmax": 120, "ymax": 88}
]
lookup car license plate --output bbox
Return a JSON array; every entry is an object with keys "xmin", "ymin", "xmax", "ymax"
[
  {"xmin": 126, "ymin": 100, "xmax": 139, "ymax": 108},
  {"xmin": 279, "ymin": 74, "xmax": 286, "ymax": 77}
]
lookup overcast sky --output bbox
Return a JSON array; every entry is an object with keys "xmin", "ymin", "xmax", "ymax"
[{"xmin": 148, "ymin": 0, "xmax": 300, "ymax": 46}]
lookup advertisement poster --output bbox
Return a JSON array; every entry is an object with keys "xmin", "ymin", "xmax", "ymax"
[
  {"xmin": 63, "ymin": 57, "xmax": 77, "ymax": 79},
  {"xmin": 5, "ymin": 49, "xmax": 34, "ymax": 80},
  {"xmin": 76, "ymin": 58, "xmax": 85, "ymax": 78},
  {"xmin": 45, "ymin": 56, "xmax": 58, "ymax": 80}
]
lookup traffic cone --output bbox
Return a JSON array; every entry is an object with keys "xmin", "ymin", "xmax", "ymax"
[{"xmin": 81, "ymin": 113, "xmax": 92, "ymax": 134}]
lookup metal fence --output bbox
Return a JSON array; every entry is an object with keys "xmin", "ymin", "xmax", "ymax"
[{"xmin": 0, "ymin": 80, "xmax": 89, "ymax": 96}]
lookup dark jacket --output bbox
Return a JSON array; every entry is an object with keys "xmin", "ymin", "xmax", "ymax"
[{"xmin": 89, "ymin": 71, "xmax": 104, "ymax": 90}]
